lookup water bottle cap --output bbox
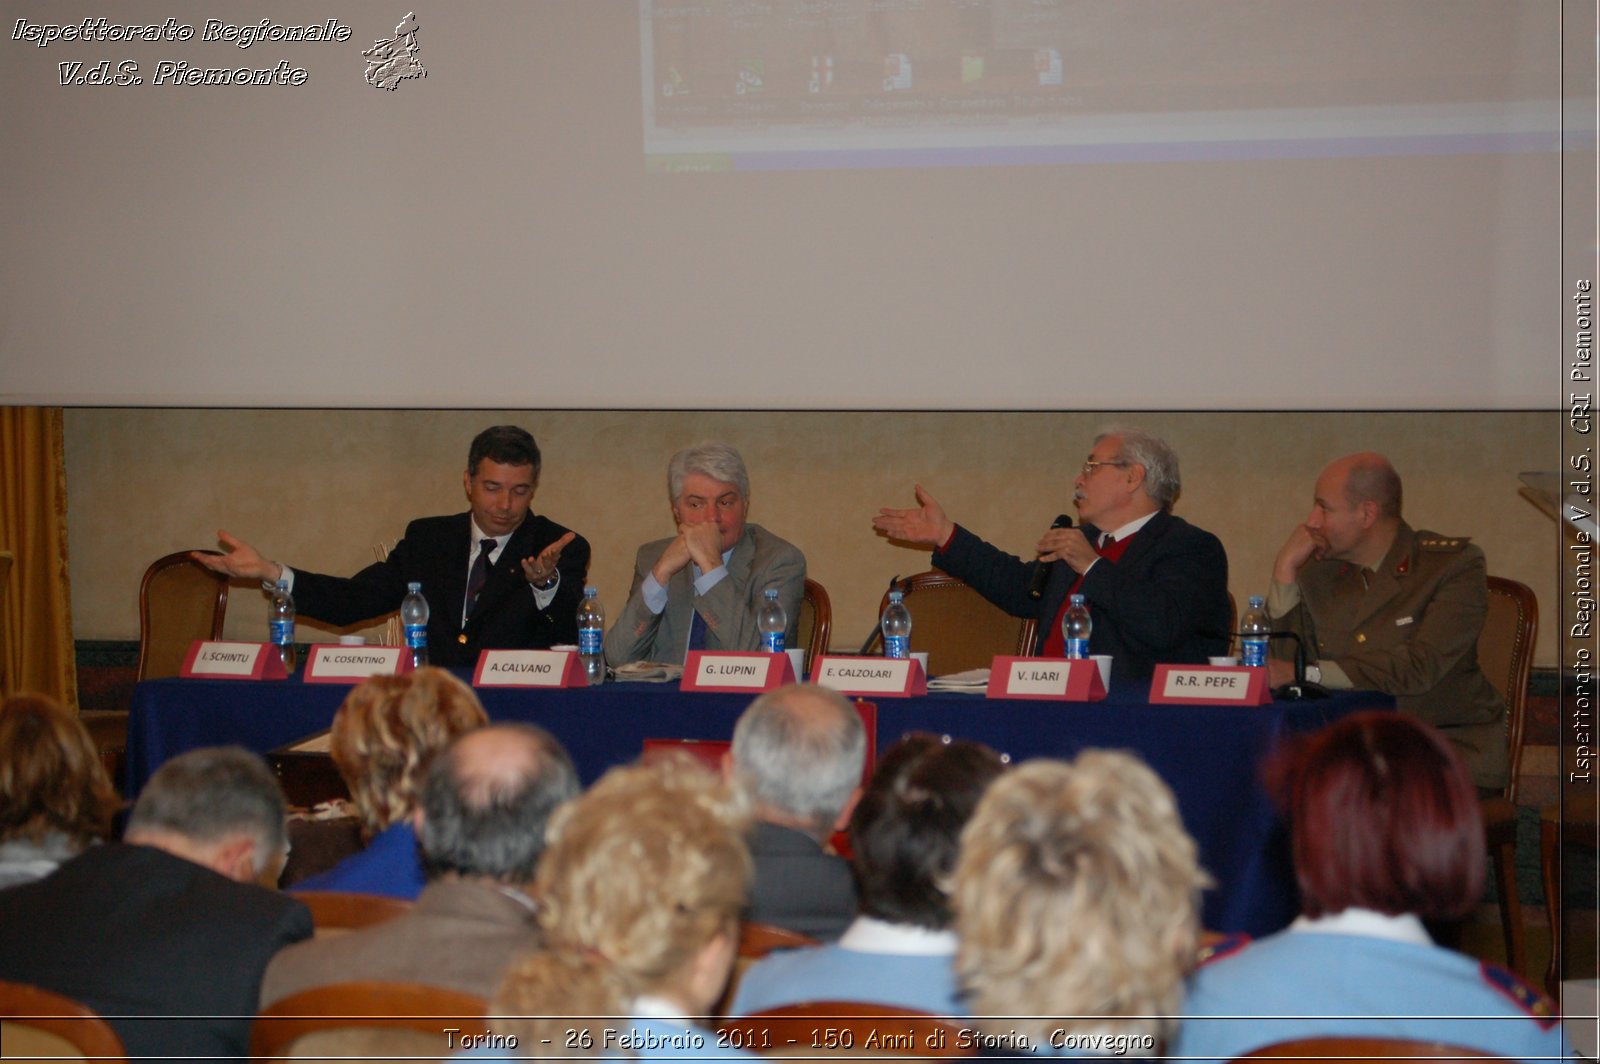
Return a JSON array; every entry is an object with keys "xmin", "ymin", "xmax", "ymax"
[
  {"xmin": 407, "ymin": 582, "xmax": 422, "ymax": 593},
  {"xmin": 888, "ymin": 590, "xmax": 903, "ymax": 602},
  {"xmin": 1249, "ymin": 595, "xmax": 1265, "ymax": 607},
  {"xmin": 1070, "ymin": 593, "xmax": 1085, "ymax": 605},
  {"xmin": 764, "ymin": 588, "xmax": 779, "ymax": 599},
  {"xmin": 584, "ymin": 585, "xmax": 598, "ymax": 596}
]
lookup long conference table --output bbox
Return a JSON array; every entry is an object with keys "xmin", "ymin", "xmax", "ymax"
[{"xmin": 126, "ymin": 673, "xmax": 1390, "ymax": 937}]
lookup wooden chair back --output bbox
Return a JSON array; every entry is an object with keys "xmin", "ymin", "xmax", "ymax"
[
  {"xmin": 796, "ymin": 578, "xmax": 833, "ymax": 678},
  {"xmin": 0, "ymin": 550, "xmax": 12, "ymax": 697},
  {"xmin": 0, "ymin": 979, "xmax": 127, "ymax": 1064},
  {"xmin": 868, "ymin": 572, "xmax": 1035, "ymax": 676},
  {"xmin": 1238, "ymin": 1035, "xmax": 1495, "ymax": 1062},
  {"xmin": 719, "ymin": 1001, "xmax": 975, "ymax": 1058},
  {"xmin": 1479, "ymin": 575, "xmax": 1538, "ymax": 802},
  {"xmin": 295, "ymin": 891, "xmax": 414, "ymax": 936},
  {"xmin": 250, "ymin": 980, "xmax": 486, "ymax": 1063},
  {"xmin": 137, "ymin": 550, "xmax": 229, "ymax": 681}
]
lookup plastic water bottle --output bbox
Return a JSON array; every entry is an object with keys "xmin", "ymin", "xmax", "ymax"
[
  {"xmin": 881, "ymin": 590, "xmax": 912, "ymax": 660},
  {"xmin": 401, "ymin": 582, "xmax": 429, "ymax": 669},
  {"xmin": 758, "ymin": 588, "xmax": 787, "ymax": 654},
  {"xmin": 269, "ymin": 578, "xmax": 296, "ymax": 673},
  {"xmin": 1240, "ymin": 595, "xmax": 1271, "ymax": 669},
  {"xmin": 1063, "ymin": 593, "xmax": 1091, "ymax": 660},
  {"xmin": 577, "ymin": 586, "xmax": 605, "ymax": 685}
]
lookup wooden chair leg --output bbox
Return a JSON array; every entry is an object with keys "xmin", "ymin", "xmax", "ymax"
[
  {"xmin": 1540, "ymin": 811, "xmax": 1562, "ymax": 999},
  {"xmin": 1491, "ymin": 836, "xmax": 1526, "ymax": 976}
]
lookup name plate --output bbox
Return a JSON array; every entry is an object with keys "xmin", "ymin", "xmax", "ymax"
[
  {"xmin": 474, "ymin": 649, "xmax": 585, "ymax": 688},
  {"xmin": 985, "ymin": 657, "xmax": 1106, "ymax": 702},
  {"xmin": 180, "ymin": 640, "xmax": 288, "ymax": 681},
  {"xmin": 1148, "ymin": 665, "xmax": 1271, "ymax": 706},
  {"xmin": 303, "ymin": 644, "xmax": 407, "ymax": 684},
  {"xmin": 811, "ymin": 655, "xmax": 926, "ymax": 698},
  {"xmin": 681, "ymin": 651, "xmax": 794, "ymax": 694}
]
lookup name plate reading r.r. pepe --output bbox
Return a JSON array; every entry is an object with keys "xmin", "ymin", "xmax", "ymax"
[
  {"xmin": 985, "ymin": 657, "xmax": 1106, "ymax": 702},
  {"xmin": 474, "ymin": 649, "xmax": 585, "ymax": 688},
  {"xmin": 1149, "ymin": 665, "xmax": 1271, "ymax": 706}
]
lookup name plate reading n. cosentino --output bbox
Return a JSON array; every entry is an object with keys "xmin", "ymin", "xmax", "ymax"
[
  {"xmin": 474, "ymin": 649, "xmax": 584, "ymax": 688},
  {"xmin": 810, "ymin": 656, "xmax": 927, "ymax": 698},
  {"xmin": 180, "ymin": 640, "xmax": 288, "ymax": 680},
  {"xmin": 985, "ymin": 657, "xmax": 1106, "ymax": 702},
  {"xmin": 681, "ymin": 651, "xmax": 794, "ymax": 694},
  {"xmin": 303, "ymin": 644, "xmax": 407, "ymax": 684},
  {"xmin": 1149, "ymin": 665, "xmax": 1271, "ymax": 706}
]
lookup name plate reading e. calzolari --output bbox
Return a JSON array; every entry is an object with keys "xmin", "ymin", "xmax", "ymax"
[
  {"xmin": 303, "ymin": 644, "xmax": 407, "ymax": 684},
  {"xmin": 985, "ymin": 657, "xmax": 1106, "ymax": 702},
  {"xmin": 180, "ymin": 640, "xmax": 288, "ymax": 681},
  {"xmin": 681, "ymin": 651, "xmax": 794, "ymax": 694},
  {"xmin": 810, "ymin": 656, "xmax": 926, "ymax": 698},
  {"xmin": 1149, "ymin": 665, "xmax": 1271, "ymax": 706},
  {"xmin": 473, "ymin": 649, "xmax": 585, "ymax": 688}
]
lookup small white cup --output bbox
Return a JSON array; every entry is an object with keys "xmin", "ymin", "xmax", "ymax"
[
  {"xmin": 785, "ymin": 647, "xmax": 807, "ymax": 681},
  {"xmin": 1091, "ymin": 654, "xmax": 1113, "ymax": 690},
  {"xmin": 1209, "ymin": 656, "xmax": 1239, "ymax": 667},
  {"xmin": 911, "ymin": 651, "xmax": 930, "ymax": 675},
  {"xmin": 551, "ymin": 644, "xmax": 578, "ymax": 653},
  {"xmin": 337, "ymin": 635, "xmax": 366, "ymax": 646}
]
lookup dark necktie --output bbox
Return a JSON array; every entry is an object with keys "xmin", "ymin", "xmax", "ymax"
[
  {"xmin": 465, "ymin": 539, "xmax": 495, "ymax": 618},
  {"xmin": 687, "ymin": 609, "xmax": 709, "ymax": 654}
]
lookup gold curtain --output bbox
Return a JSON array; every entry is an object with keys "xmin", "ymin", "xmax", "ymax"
[{"xmin": 0, "ymin": 407, "xmax": 77, "ymax": 706}]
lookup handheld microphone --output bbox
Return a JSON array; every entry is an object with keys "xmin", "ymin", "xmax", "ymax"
[{"xmin": 1028, "ymin": 514, "xmax": 1074, "ymax": 601}]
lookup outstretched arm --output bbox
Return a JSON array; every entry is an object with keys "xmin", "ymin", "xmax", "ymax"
[
  {"xmin": 193, "ymin": 530, "xmax": 283, "ymax": 584},
  {"xmin": 873, "ymin": 484, "xmax": 956, "ymax": 547}
]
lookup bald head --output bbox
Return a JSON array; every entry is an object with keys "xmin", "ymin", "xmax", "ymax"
[
  {"xmin": 1324, "ymin": 452, "xmax": 1402, "ymax": 519},
  {"xmin": 732, "ymin": 684, "xmax": 866, "ymax": 836}
]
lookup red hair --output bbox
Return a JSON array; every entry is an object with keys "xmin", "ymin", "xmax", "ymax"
[{"xmin": 1275, "ymin": 711, "xmax": 1484, "ymax": 921}]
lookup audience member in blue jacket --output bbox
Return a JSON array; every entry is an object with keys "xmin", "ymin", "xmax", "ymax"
[
  {"xmin": 291, "ymin": 668, "xmax": 486, "ymax": 900},
  {"xmin": 732, "ymin": 733, "xmax": 1005, "ymax": 1017},
  {"xmin": 952, "ymin": 751, "xmax": 1207, "ymax": 1057},
  {"xmin": 1173, "ymin": 711, "xmax": 1567, "ymax": 1062}
]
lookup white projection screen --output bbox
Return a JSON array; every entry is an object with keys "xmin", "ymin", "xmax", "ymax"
[{"xmin": 0, "ymin": 1, "xmax": 1570, "ymax": 409}]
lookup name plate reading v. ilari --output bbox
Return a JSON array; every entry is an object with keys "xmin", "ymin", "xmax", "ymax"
[
  {"xmin": 1148, "ymin": 664, "xmax": 1271, "ymax": 706},
  {"xmin": 180, "ymin": 640, "xmax": 288, "ymax": 681},
  {"xmin": 985, "ymin": 657, "xmax": 1106, "ymax": 702},
  {"xmin": 681, "ymin": 651, "xmax": 795, "ymax": 694},
  {"xmin": 474, "ymin": 649, "xmax": 585, "ymax": 688},
  {"xmin": 810, "ymin": 656, "xmax": 926, "ymax": 698},
  {"xmin": 303, "ymin": 644, "xmax": 407, "ymax": 684}
]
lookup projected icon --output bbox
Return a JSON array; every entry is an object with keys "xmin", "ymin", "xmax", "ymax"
[
  {"xmin": 1035, "ymin": 48, "xmax": 1062, "ymax": 86},
  {"xmin": 882, "ymin": 53, "xmax": 912, "ymax": 92},
  {"xmin": 662, "ymin": 65, "xmax": 690, "ymax": 97},
  {"xmin": 736, "ymin": 59, "xmax": 765, "ymax": 94},
  {"xmin": 961, "ymin": 53, "xmax": 984, "ymax": 85},
  {"xmin": 809, "ymin": 54, "xmax": 833, "ymax": 93},
  {"xmin": 363, "ymin": 11, "xmax": 426, "ymax": 91}
]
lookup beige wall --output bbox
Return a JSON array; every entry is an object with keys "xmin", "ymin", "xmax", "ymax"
[{"xmin": 64, "ymin": 409, "xmax": 1561, "ymax": 666}]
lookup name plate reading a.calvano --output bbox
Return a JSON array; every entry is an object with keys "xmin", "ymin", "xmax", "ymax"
[
  {"xmin": 1149, "ymin": 665, "xmax": 1271, "ymax": 706},
  {"xmin": 810, "ymin": 656, "xmax": 927, "ymax": 698},
  {"xmin": 303, "ymin": 644, "xmax": 407, "ymax": 684},
  {"xmin": 474, "ymin": 649, "xmax": 585, "ymax": 688},
  {"xmin": 680, "ymin": 652, "xmax": 795, "ymax": 694},
  {"xmin": 985, "ymin": 657, "xmax": 1106, "ymax": 702},
  {"xmin": 180, "ymin": 640, "xmax": 288, "ymax": 681}
]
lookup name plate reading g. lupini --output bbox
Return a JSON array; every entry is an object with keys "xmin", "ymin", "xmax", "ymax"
[
  {"xmin": 1148, "ymin": 665, "xmax": 1271, "ymax": 706},
  {"xmin": 985, "ymin": 657, "xmax": 1106, "ymax": 702},
  {"xmin": 810, "ymin": 655, "xmax": 927, "ymax": 698},
  {"xmin": 303, "ymin": 644, "xmax": 408, "ymax": 684},
  {"xmin": 474, "ymin": 649, "xmax": 585, "ymax": 688},
  {"xmin": 681, "ymin": 651, "xmax": 795, "ymax": 694},
  {"xmin": 180, "ymin": 640, "xmax": 288, "ymax": 681}
]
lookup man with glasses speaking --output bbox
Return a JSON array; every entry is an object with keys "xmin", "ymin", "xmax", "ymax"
[
  {"xmin": 873, "ymin": 427, "xmax": 1229, "ymax": 682},
  {"xmin": 606, "ymin": 441, "xmax": 806, "ymax": 665}
]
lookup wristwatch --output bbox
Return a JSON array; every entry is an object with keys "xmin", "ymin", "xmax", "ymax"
[{"xmin": 1305, "ymin": 663, "xmax": 1323, "ymax": 684}]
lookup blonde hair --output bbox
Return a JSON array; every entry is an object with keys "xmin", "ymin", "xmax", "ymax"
[
  {"xmin": 954, "ymin": 752, "xmax": 1207, "ymax": 1046},
  {"xmin": 492, "ymin": 755, "xmax": 751, "ymax": 1050},
  {"xmin": 0, "ymin": 694, "xmax": 118, "ymax": 846},
  {"xmin": 328, "ymin": 669, "xmax": 487, "ymax": 834}
]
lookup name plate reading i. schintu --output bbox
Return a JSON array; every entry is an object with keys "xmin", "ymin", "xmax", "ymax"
[
  {"xmin": 303, "ymin": 644, "xmax": 408, "ymax": 684},
  {"xmin": 680, "ymin": 652, "xmax": 795, "ymax": 694},
  {"xmin": 180, "ymin": 640, "xmax": 289, "ymax": 680},
  {"xmin": 474, "ymin": 649, "xmax": 585, "ymax": 688},
  {"xmin": 810, "ymin": 656, "xmax": 927, "ymax": 698},
  {"xmin": 1148, "ymin": 665, "xmax": 1272, "ymax": 706},
  {"xmin": 985, "ymin": 657, "xmax": 1106, "ymax": 702}
]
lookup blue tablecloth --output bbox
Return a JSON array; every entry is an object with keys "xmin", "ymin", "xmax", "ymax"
[{"xmin": 126, "ymin": 674, "xmax": 1388, "ymax": 936}]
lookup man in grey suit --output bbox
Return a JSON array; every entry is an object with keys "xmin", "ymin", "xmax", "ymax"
[
  {"xmin": 259, "ymin": 723, "xmax": 580, "ymax": 1005},
  {"xmin": 605, "ymin": 441, "xmax": 805, "ymax": 665}
]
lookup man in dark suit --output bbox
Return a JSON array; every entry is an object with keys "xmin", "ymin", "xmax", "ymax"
[
  {"xmin": 874, "ymin": 427, "xmax": 1230, "ymax": 682},
  {"xmin": 0, "ymin": 746, "xmax": 312, "ymax": 1061},
  {"xmin": 261, "ymin": 722, "xmax": 580, "ymax": 1005},
  {"xmin": 727, "ymin": 684, "xmax": 865, "ymax": 942},
  {"xmin": 198, "ymin": 425, "xmax": 590, "ymax": 666}
]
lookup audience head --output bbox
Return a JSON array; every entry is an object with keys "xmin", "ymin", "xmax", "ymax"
[
  {"xmin": 731, "ymin": 683, "xmax": 866, "ymax": 838},
  {"xmin": 330, "ymin": 668, "xmax": 488, "ymax": 836},
  {"xmin": 417, "ymin": 723, "xmax": 579, "ymax": 885},
  {"xmin": 954, "ymin": 751, "xmax": 1206, "ymax": 1045},
  {"xmin": 1307, "ymin": 452, "xmax": 1403, "ymax": 565},
  {"xmin": 494, "ymin": 755, "xmax": 752, "ymax": 1046},
  {"xmin": 667, "ymin": 441, "xmax": 752, "ymax": 553},
  {"xmin": 125, "ymin": 746, "xmax": 290, "ymax": 884},
  {"xmin": 1277, "ymin": 710, "xmax": 1483, "ymax": 922},
  {"xmin": 0, "ymin": 694, "xmax": 118, "ymax": 848},
  {"xmin": 849, "ymin": 733, "xmax": 1006, "ymax": 930}
]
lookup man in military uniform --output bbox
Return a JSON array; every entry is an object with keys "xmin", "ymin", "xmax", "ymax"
[{"xmin": 1267, "ymin": 452, "xmax": 1507, "ymax": 790}]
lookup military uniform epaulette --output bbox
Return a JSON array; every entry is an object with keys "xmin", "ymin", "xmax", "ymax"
[
  {"xmin": 1416, "ymin": 533, "xmax": 1472, "ymax": 552},
  {"xmin": 1479, "ymin": 961, "xmax": 1559, "ymax": 1029},
  {"xmin": 1195, "ymin": 932, "xmax": 1252, "ymax": 967}
]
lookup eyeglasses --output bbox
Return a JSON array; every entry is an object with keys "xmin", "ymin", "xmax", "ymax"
[{"xmin": 1079, "ymin": 459, "xmax": 1129, "ymax": 477}]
